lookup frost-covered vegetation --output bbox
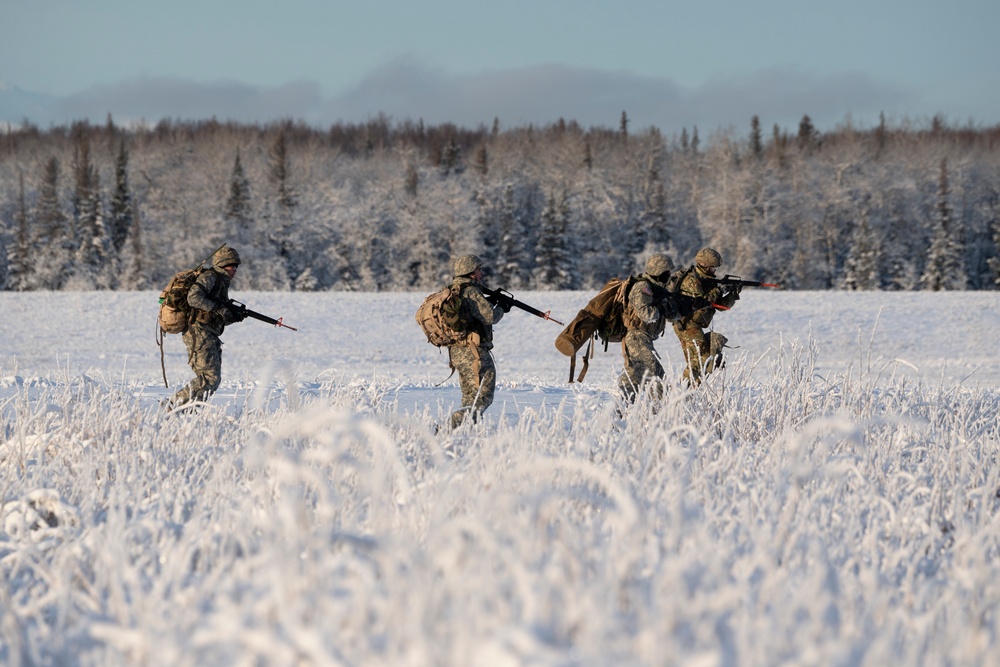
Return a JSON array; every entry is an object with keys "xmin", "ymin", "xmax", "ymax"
[
  {"xmin": 2, "ymin": 290, "xmax": 1000, "ymax": 665},
  {"xmin": 2, "ymin": 114, "xmax": 999, "ymax": 293}
]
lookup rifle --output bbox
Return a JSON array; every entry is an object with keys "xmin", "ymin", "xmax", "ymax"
[
  {"xmin": 644, "ymin": 281, "xmax": 712, "ymax": 320},
  {"xmin": 703, "ymin": 274, "xmax": 780, "ymax": 290},
  {"xmin": 481, "ymin": 286, "xmax": 564, "ymax": 326},
  {"xmin": 229, "ymin": 300, "xmax": 298, "ymax": 331}
]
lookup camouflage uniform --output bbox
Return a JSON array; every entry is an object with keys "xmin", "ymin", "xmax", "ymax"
[
  {"xmin": 619, "ymin": 255, "xmax": 681, "ymax": 403},
  {"xmin": 171, "ymin": 246, "xmax": 245, "ymax": 407},
  {"xmin": 448, "ymin": 255, "xmax": 505, "ymax": 429},
  {"xmin": 672, "ymin": 248, "xmax": 739, "ymax": 385}
]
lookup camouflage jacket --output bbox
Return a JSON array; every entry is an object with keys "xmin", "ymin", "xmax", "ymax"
[
  {"xmin": 674, "ymin": 266, "xmax": 739, "ymax": 330},
  {"xmin": 624, "ymin": 274, "xmax": 674, "ymax": 340},
  {"xmin": 451, "ymin": 275, "xmax": 504, "ymax": 350},
  {"xmin": 187, "ymin": 268, "xmax": 233, "ymax": 336}
]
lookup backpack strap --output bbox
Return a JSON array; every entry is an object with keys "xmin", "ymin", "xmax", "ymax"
[{"xmin": 155, "ymin": 323, "xmax": 169, "ymax": 388}]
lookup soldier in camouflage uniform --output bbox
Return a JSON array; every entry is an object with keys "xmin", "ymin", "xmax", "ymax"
[
  {"xmin": 170, "ymin": 245, "xmax": 247, "ymax": 408},
  {"xmin": 448, "ymin": 254, "xmax": 507, "ymax": 429},
  {"xmin": 672, "ymin": 247, "xmax": 740, "ymax": 386},
  {"xmin": 619, "ymin": 254, "xmax": 683, "ymax": 403}
]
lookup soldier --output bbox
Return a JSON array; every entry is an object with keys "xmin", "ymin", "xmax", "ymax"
[
  {"xmin": 672, "ymin": 247, "xmax": 740, "ymax": 385},
  {"xmin": 619, "ymin": 254, "xmax": 683, "ymax": 404},
  {"xmin": 447, "ymin": 254, "xmax": 507, "ymax": 429},
  {"xmin": 170, "ymin": 245, "xmax": 247, "ymax": 408}
]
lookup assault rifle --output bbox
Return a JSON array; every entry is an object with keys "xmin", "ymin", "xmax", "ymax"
[
  {"xmin": 482, "ymin": 286, "xmax": 564, "ymax": 326},
  {"xmin": 643, "ymin": 281, "xmax": 713, "ymax": 320},
  {"xmin": 703, "ymin": 274, "xmax": 780, "ymax": 290},
  {"xmin": 229, "ymin": 300, "xmax": 298, "ymax": 331}
]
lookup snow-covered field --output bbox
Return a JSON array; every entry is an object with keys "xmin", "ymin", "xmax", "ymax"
[{"xmin": 1, "ymin": 289, "xmax": 999, "ymax": 666}]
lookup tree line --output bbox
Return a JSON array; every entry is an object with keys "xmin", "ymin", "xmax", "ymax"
[{"xmin": 1, "ymin": 112, "xmax": 999, "ymax": 293}]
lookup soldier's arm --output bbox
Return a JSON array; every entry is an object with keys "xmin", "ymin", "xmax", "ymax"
[
  {"xmin": 187, "ymin": 271, "xmax": 221, "ymax": 312},
  {"xmin": 680, "ymin": 276, "xmax": 719, "ymax": 326},
  {"xmin": 630, "ymin": 284, "xmax": 661, "ymax": 324},
  {"xmin": 466, "ymin": 286, "xmax": 504, "ymax": 325},
  {"xmin": 717, "ymin": 288, "xmax": 739, "ymax": 308}
]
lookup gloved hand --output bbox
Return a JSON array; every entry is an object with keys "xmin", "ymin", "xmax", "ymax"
[
  {"xmin": 659, "ymin": 299, "xmax": 681, "ymax": 322},
  {"xmin": 499, "ymin": 300, "xmax": 512, "ymax": 313},
  {"xmin": 216, "ymin": 305, "xmax": 246, "ymax": 323}
]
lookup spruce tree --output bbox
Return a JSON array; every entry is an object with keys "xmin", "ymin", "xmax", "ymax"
[
  {"xmin": 921, "ymin": 158, "xmax": 967, "ymax": 290},
  {"xmin": 120, "ymin": 199, "xmax": 145, "ymax": 289},
  {"xmin": 841, "ymin": 207, "xmax": 881, "ymax": 290},
  {"xmin": 533, "ymin": 192, "xmax": 576, "ymax": 289},
  {"xmin": 109, "ymin": 139, "xmax": 133, "ymax": 254},
  {"xmin": 267, "ymin": 131, "xmax": 296, "ymax": 282},
  {"xmin": 798, "ymin": 115, "xmax": 817, "ymax": 152},
  {"xmin": 34, "ymin": 157, "xmax": 71, "ymax": 289},
  {"xmin": 269, "ymin": 131, "xmax": 295, "ymax": 211},
  {"xmin": 72, "ymin": 137, "xmax": 97, "ymax": 248},
  {"xmin": 473, "ymin": 145, "xmax": 488, "ymax": 177},
  {"xmin": 988, "ymin": 213, "xmax": 1000, "ymax": 288},
  {"xmin": 225, "ymin": 151, "xmax": 253, "ymax": 239},
  {"xmin": 6, "ymin": 173, "xmax": 31, "ymax": 290},
  {"xmin": 496, "ymin": 185, "xmax": 529, "ymax": 288},
  {"xmin": 73, "ymin": 171, "xmax": 112, "ymax": 288},
  {"xmin": 874, "ymin": 112, "xmax": 887, "ymax": 157},
  {"xmin": 749, "ymin": 115, "xmax": 763, "ymax": 161}
]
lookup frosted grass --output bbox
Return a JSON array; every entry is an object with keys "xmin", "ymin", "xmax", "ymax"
[{"xmin": 2, "ymin": 336, "xmax": 999, "ymax": 666}]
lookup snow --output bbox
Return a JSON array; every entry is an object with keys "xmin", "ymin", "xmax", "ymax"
[
  {"xmin": 1, "ymin": 289, "xmax": 999, "ymax": 665},
  {"xmin": 4, "ymin": 289, "xmax": 999, "ymax": 394}
]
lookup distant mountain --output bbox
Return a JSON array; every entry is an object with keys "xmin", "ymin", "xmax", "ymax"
[{"xmin": 0, "ymin": 83, "xmax": 58, "ymax": 126}]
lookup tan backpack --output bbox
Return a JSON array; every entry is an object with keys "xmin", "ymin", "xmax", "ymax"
[
  {"xmin": 415, "ymin": 286, "xmax": 469, "ymax": 347},
  {"xmin": 157, "ymin": 267, "xmax": 206, "ymax": 334},
  {"xmin": 554, "ymin": 277, "xmax": 635, "ymax": 382}
]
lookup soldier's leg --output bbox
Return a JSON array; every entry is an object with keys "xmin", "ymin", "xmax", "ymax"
[
  {"xmin": 172, "ymin": 331, "xmax": 223, "ymax": 406},
  {"xmin": 676, "ymin": 327, "xmax": 707, "ymax": 386},
  {"xmin": 474, "ymin": 350, "xmax": 496, "ymax": 414},
  {"xmin": 620, "ymin": 332, "xmax": 664, "ymax": 403},
  {"xmin": 450, "ymin": 345, "xmax": 487, "ymax": 428}
]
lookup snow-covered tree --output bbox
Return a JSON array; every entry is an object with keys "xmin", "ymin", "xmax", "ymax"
[
  {"xmin": 225, "ymin": 151, "xmax": 253, "ymax": 241},
  {"xmin": 32, "ymin": 157, "xmax": 72, "ymax": 289},
  {"xmin": 109, "ymin": 139, "xmax": 133, "ymax": 256},
  {"xmin": 921, "ymin": 158, "xmax": 966, "ymax": 290},
  {"xmin": 5, "ymin": 173, "xmax": 31, "ymax": 291},
  {"xmin": 840, "ymin": 205, "xmax": 881, "ymax": 290},
  {"xmin": 495, "ymin": 184, "xmax": 531, "ymax": 288},
  {"xmin": 985, "ymin": 196, "xmax": 1000, "ymax": 288},
  {"xmin": 533, "ymin": 191, "xmax": 577, "ymax": 289}
]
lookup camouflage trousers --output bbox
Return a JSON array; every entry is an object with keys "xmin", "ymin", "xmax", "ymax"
[
  {"xmin": 674, "ymin": 326, "xmax": 726, "ymax": 386},
  {"xmin": 448, "ymin": 343, "xmax": 496, "ymax": 429},
  {"xmin": 619, "ymin": 330, "xmax": 665, "ymax": 403},
  {"xmin": 172, "ymin": 326, "xmax": 223, "ymax": 407}
]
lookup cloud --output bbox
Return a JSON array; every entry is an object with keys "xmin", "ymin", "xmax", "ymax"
[
  {"xmin": 325, "ymin": 59, "xmax": 687, "ymax": 130},
  {"xmin": 325, "ymin": 59, "xmax": 916, "ymax": 132},
  {"xmin": 53, "ymin": 76, "xmax": 326, "ymax": 126},
  {"xmin": 3, "ymin": 63, "xmax": 924, "ymax": 132}
]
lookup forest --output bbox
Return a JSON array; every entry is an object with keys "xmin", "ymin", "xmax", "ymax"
[{"xmin": 1, "ymin": 112, "xmax": 999, "ymax": 292}]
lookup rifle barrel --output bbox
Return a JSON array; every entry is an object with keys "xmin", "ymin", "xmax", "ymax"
[
  {"xmin": 483, "ymin": 286, "xmax": 564, "ymax": 325},
  {"xmin": 230, "ymin": 300, "xmax": 298, "ymax": 331},
  {"xmin": 708, "ymin": 275, "xmax": 780, "ymax": 289}
]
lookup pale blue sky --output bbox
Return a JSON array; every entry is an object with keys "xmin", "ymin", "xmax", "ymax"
[{"xmin": 2, "ymin": 0, "xmax": 998, "ymax": 132}]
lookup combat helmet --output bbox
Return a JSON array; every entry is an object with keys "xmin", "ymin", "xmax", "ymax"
[
  {"xmin": 694, "ymin": 247, "xmax": 722, "ymax": 270},
  {"xmin": 645, "ymin": 254, "xmax": 675, "ymax": 280},
  {"xmin": 453, "ymin": 254, "xmax": 483, "ymax": 277},
  {"xmin": 213, "ymin": 245, "xmax": 241, "ymax": 270}
]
